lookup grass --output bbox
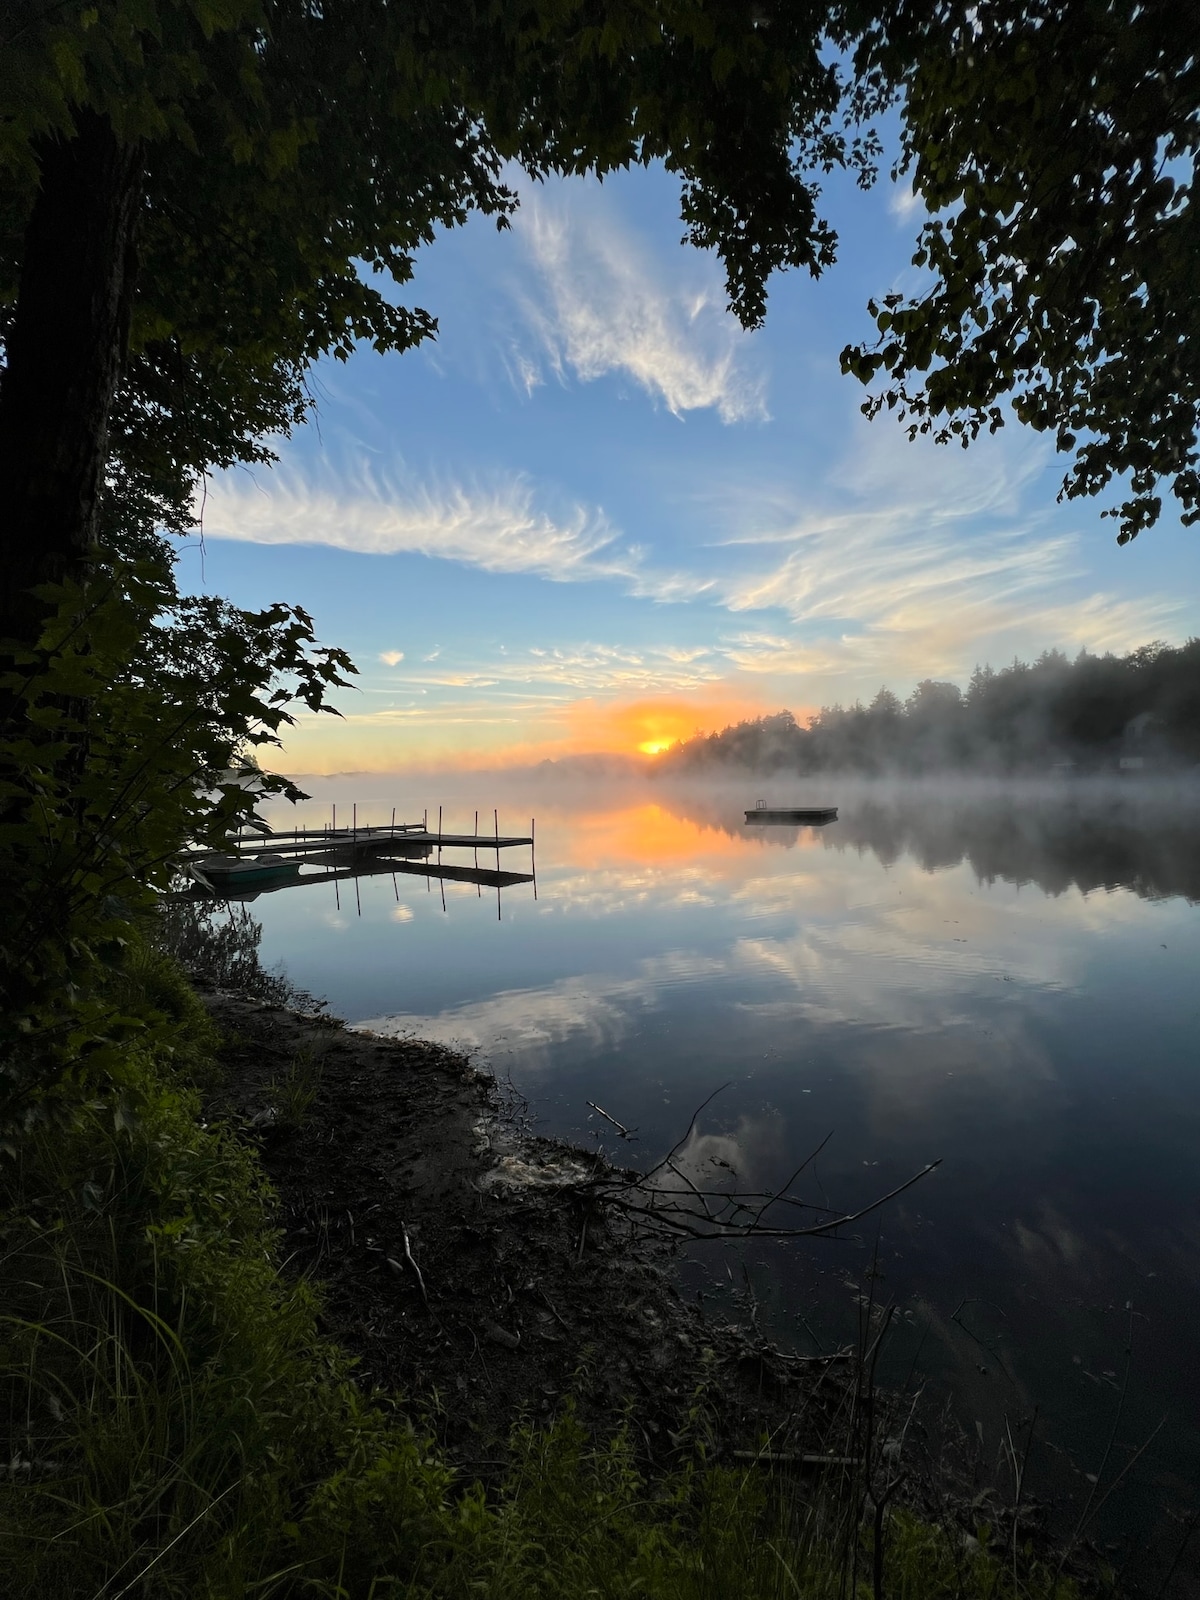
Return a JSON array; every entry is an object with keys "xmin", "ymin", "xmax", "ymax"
[
  {"xmin": 265, "ymin": 1045, "xmax": 326, "ymax": 1132},
  {"xmin": 0, "ymin": 925, "xmax": 1089, "ymax": 1599}
]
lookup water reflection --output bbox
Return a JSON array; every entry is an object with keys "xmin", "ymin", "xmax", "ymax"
[
  {"xmin": 252, "ymin": 777, "xmax": 1200, "ymax": 1582},
  {"xmin": 654, "ymin": 780, "xmax": 1200, "ymax": 902}
]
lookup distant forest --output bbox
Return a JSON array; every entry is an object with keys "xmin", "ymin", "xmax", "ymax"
[{"xmin": 659, "ymin": 641, "xmax": 1200, "ymax": 775}]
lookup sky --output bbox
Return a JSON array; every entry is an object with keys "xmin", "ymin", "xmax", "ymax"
[{"xmin": 178, "ymin": 154, "xmax": 1200, "ymax": 774}]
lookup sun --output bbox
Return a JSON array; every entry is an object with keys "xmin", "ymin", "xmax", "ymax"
[{"xmin": 560, "ymin": 692, "xmax": 774, "ymax": 764}]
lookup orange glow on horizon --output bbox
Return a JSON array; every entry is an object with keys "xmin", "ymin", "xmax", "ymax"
[
  {"xmin": 565, "ymin": 693, "xmax": 771, "ymax": 760},
  {"xmin": 269, "ymin": 687, "xmax": 817, "ymax": 774}
]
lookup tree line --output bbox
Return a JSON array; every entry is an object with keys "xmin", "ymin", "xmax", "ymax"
[{"xmin": 658, "ymin": 640, "xmax": 1200, "ymax": 775}]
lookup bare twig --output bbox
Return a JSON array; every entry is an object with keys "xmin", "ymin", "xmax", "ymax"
[
  {"xmin": 588, "ymin": 1158, "xmax": 941, "ymax": 1244},
  {"xmin": 388, "ymin": 1221, "xmax": 429, "ymax": 1308},
  {"xmin": 640, "ymin": 1082, "xmax": 733, "ymax": 1184},
  {"xmin": 733, "ymin": 1451, "xmax": 862, "ymax": 1468},
  {"xmin": 586, "ymin": 1100, "xmax": 636, "ymax": 1139}
]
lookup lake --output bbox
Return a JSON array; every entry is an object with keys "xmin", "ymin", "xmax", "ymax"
[{"xmin": 250, "ymin": 773, "xmax": 1200, "ymax": 1584}]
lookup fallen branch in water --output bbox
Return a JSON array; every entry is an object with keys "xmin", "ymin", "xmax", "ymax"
[
  {"xmin": 573, "ymin": 1086, "xmax": 940, "ymax": 1244},
  {"xmin": 587, "ymin": 1157, "xmax": 942, "ymax": 1243},
  {"xmin": 586, "ymin": 1100, "xmax": 636, "ymax": 1139}
]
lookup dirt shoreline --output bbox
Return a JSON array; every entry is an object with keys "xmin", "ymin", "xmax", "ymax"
[
  {"xmin": 199, "ymin": 985, "xmax": 1111, "ymax": 1589},
  {"xmin": 201, "ymin": 986, "xmax": 860, "ymax": 1475}
]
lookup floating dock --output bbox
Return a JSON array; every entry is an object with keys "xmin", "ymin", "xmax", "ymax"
[{"xmin": 744, "ymin": 807, "xmax": 838, "ymax": 825}]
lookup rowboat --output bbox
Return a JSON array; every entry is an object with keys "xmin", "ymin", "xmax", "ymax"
[{"xmin": 186, "ymin": 852, "xmax": 303, "ymax": 887}]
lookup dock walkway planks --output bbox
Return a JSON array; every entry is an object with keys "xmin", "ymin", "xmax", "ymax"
[{"xmin": 192, "ymin": 824, "xmax": 534, "ymax": 862}]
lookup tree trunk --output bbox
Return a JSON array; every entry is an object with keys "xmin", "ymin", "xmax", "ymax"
[{"xmin": 0, "ymin": 108, "xmax": 142, "ymax": 652}]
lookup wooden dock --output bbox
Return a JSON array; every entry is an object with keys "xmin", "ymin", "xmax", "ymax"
[
  {"xmin": 178, "ymin": 813, "xmax": 537, "ymax": 912},
  {"xmin": 195, "ymin": 822, "xmax": 532, "ymax": 859}
]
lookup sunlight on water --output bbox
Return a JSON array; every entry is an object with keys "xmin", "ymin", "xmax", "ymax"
[{"xmin": 250, "ymin": 776, "xmax": 1200, "ymax": 1550}]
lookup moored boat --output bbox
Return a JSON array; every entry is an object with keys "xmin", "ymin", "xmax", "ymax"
[{"xmin": 187, "ymin": 852, "xmax": 303, "ymax": 887}]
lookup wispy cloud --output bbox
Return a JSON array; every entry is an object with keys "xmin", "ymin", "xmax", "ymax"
[
  {"xmin": 887, "ymin": 180, "xmax": 924, "ymax": 223},
  {"xmin": 201, "ymin": 464, "xmax": 623, "ymax": 580},
  {"xmin": 711, "ymin": 425, "xmax": 1185, "ymax": 685},
  {"xmin": 201, "ymin": 461, "xmax": 707, "ymax": 604},
  {"xmin": 201, "ymin": 420, "xmax": 1185, "ymax": 726},
  {"xmin": 407, "ymin": 642, "xmax": 723, "ymax": 696},
  {"xmin": 516, "ymin": 191, "xmax": 768, "ymax": 423}
]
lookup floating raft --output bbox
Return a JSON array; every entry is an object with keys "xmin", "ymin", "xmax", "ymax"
[{"xmin": 745, "ymin": 807, "xmax": 838, "ymax": 825}]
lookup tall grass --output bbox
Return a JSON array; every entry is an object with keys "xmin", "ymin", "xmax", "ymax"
[{"xmin": 0, "ymin": 936, "xmax": 1085, "ymax": 1599}]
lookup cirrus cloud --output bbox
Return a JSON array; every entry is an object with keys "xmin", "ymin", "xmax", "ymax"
[{"xmin": 516, "ymin": 189, "xmax": 768, "ymax": 424}]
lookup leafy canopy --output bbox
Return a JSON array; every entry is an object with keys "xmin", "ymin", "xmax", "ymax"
[
  {"xmin": 2, "ymin": 0, "xmax": 881, "ymax": 543},
  {"xmin": 841, "ymin": 0, "xmax": 1200, "ymax": 542}
]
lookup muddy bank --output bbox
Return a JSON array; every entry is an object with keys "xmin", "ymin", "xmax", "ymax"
[
  {"xmin": 195, "ymin": 986, "xmax": 1125, "ymax": 1591},
  {"xmin": 200, "ymin": 987, "xmax": 858, "ymax": 1474}
]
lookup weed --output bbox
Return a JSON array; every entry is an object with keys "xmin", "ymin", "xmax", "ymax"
[{"xmin": 265, "ymin": 1045, "xmax": 325, "ymax": 1132}]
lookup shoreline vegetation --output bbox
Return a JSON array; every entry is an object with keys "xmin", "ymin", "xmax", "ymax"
[{"xmin": 2, "ymin": 904, "xmax": 1099, "ymax": 1597}]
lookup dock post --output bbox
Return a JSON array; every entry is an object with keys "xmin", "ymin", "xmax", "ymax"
[
  {"xmin": 495, "ymin": 808, "xmax": 501, "ymax": 921},
  {"xmin": 532, "ymin": 817, "xmax": 537, "ymax": 902},
  {"xmin": 475, "ymin": 810, "xmax": 480, "ymax": 896}
]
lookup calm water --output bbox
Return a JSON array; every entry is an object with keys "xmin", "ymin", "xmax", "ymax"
[{"xmin": 252, "ymin": 775, "xmax": 1200, "ymax": 1580}]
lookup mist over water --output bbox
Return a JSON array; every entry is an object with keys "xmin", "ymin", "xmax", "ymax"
[
  {"xmin": 653, "ymin": 773, "xmax": 1200, "ymax": 902},
  {"xmin": 252, "ymin": 772, "xmax": 1200, "ymax": 1581}
]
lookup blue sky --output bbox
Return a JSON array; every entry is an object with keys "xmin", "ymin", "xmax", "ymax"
[{"xmin": 178, "ymin": 155, "xmax": 1200, "ymax": 772}]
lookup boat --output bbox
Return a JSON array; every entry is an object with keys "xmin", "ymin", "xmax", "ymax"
[
  {"xmin": 744, "ymin": 805, "xmax": 838, "ymax": 825},
  {"xmin": 186, "ymin": 852, "xmax": 303, "ymax": 887}
]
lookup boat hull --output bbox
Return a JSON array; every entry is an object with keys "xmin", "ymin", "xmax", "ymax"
[{"xmin": 189, "ymin": 853, "xmax": 303, "ymax": 886}]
